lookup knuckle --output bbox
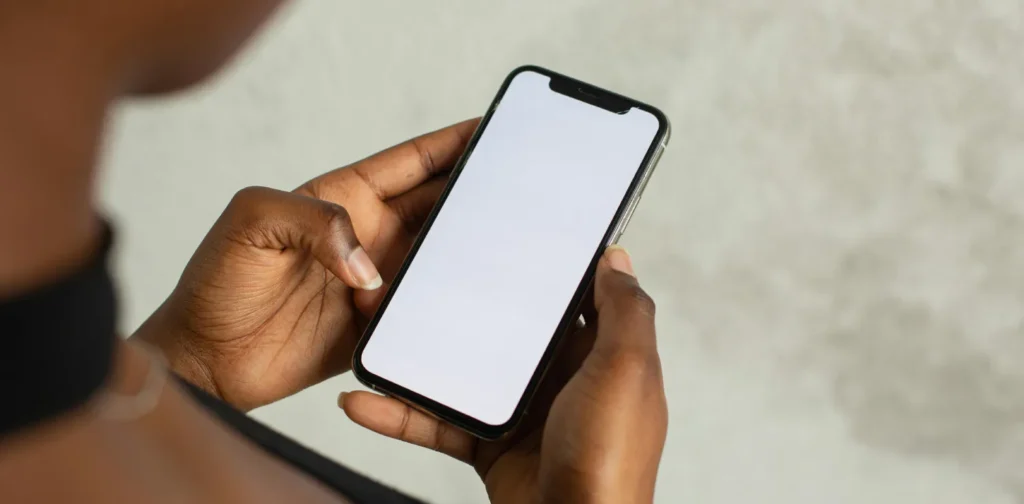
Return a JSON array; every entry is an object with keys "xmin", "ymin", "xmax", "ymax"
[
  {"xmin": 320, "ymin": 202, "xmax": 353, "ymax": 235},
  {"xmin": 431, "ymin": 421, "xmax": 448, "ymax": 453},
  {"xmin": 396, "ymin": 406, "xmax": 413, "ymax": 442},
  {"xmin": 230, "ymin": 186, "xmax": 270, "ymax": 207},
  {"xmin": 621, "ymin": 285, "xmax": 656, "ymax": 318},
  {"xmin": 226, "ymin": 186, "xmax": 273, "ymax": 228},
  {"xmin": 411, "ymin": 136, "xmax": 438, "ymax": 176}
]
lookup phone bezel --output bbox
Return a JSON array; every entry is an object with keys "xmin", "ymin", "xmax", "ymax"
[{"xmin": 352, "ymin": 65, "xmax": 670, "ymax": 440}]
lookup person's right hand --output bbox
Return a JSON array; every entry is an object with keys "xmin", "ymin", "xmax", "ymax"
[{"xmin": 340, "ymin": 246, "xmax": 669, "ymax": 503}]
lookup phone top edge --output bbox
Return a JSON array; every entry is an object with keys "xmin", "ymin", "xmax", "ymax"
[{"xmin": 508, "ymin": 65, "xmax": 671, "ymax": 135}]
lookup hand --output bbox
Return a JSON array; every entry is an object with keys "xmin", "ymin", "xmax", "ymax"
[
  {"xmin": 133, "ymin": 120, "xmax": 478, "ymax": 411},
  {"xmin": 340, "ymin": 246, "xmax": 668, "ymax": 504}
]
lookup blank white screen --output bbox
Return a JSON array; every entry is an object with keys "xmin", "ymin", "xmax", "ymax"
[{"xmin": 361, "ymin": 70, "xmax": 660, "ymax": 426}]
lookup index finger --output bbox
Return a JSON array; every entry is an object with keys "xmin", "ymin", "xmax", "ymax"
[
  {"xmin": 339, "ymin": 391, "xmax": 477, "ymax": 464},
  {"xmin": 306, "ymin": 118, "xmax": 479, "ymax": 200}
]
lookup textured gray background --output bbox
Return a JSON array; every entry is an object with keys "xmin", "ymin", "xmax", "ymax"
[{"xmin": 101, "ymin": 1, "xmax": 1024, "ymax": 502}]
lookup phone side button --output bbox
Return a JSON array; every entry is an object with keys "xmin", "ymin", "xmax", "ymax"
[
  {"xmin": 607, "ymin": 219, "xmax": 622, "ymax": 245},
  {"xmin": 619, "ymin": 196, "xmax": 642, "ymax": 236}
]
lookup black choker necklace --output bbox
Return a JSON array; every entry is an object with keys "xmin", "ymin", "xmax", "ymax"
[{"xmin": 0, "ymin": 224, "xmax": 117, "ymax": 437}]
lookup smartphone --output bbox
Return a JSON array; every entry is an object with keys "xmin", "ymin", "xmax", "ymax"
[{"xmin": 352, "ymin": 65, "xmax": 669, "ymax": 439}]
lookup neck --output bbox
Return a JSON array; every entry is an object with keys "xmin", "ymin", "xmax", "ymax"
[{"xmin": 0, "ymin": 13, "xmax": 120, "ymax": 296}]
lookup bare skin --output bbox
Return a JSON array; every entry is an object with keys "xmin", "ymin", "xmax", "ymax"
[
  {"xmin": 0, "ymin": 0, "xmax": 283, "ymax": 295},
  {"xmin": 0, "ymin": 1, "xmax": 352, "ymax": 502},
  {"xmin": 0, "ymin": 1, "xmax": 669, "ymax": 502}
]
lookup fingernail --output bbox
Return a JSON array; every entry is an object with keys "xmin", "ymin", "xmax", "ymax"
[
  {"xmin": 347, "ymin": 247, "xmax": 383, "ymax": 290},
  {"xmin": 337, "ymin": 392, "xmax": 348, "ymax": 408},
  {"xmin": 605, "ymin": 245, "xmax": 635, "ymax": 277}
]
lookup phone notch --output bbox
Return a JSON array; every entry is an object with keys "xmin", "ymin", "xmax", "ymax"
[{"xmin": 547, "ymin": 75, "xmax": 632, "ymax": 114}]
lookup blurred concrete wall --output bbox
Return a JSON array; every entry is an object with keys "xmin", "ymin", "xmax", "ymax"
[{"xmin": 102, "ymin": 1, "xmax": 1024, "ymax": 502}]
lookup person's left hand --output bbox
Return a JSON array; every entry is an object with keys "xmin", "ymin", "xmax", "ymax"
[{"xmin": 133, "ymin": 119, "xmax": 478, "ymax": 411}]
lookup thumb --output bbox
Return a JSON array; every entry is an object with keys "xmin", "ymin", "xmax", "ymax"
[
  {"xmin": 590, "ymin": 245, "xmax": 658, "ymax": 360},
  {"xmin": 223, "ymin": 186, "xmax": 382, "ymax": 290}
]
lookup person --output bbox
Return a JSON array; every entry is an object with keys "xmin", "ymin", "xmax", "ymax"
[{"xmin": 0, "ymin": 1, "xmax": 669, "ymax": 503}]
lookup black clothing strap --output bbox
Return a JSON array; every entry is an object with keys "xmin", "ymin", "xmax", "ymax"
[
  {"xmin": 0, "ymin": 225, "xmax": 116, "ymax": 437},
  {"xmin": 179, "ymin": 378, "xmax": 425, "ymax": 504}
]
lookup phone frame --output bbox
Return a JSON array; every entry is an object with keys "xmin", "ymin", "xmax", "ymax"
[{"xmin": 352, "ymin": 65, "xmax": 670, "ymax": 440}]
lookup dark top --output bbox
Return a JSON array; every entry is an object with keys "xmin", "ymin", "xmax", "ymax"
[{"xmin": 0, "ymin": 226, "xmax": 423, "ymax": 504}]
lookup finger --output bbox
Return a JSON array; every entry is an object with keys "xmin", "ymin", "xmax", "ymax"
[
  {"xmin": 339, "ymin": 391, "xmax": 476, "ymax": 464},
  {"xmin": 225, "ymin": 186, "xmax": 383, "ymax": 290},
  {"xmin": 387, "ymin": 176, "xmax": 448, "ymax": 235},
  {"xmin": 591, "ymin": 245, "xmax": 658, "ymax": 358},
  {"xmin": 352, "ymin": 281, "xmax": 388, "ymax": 320},
  {"xmin": 305, "ymin": 119, "xmax": 478, "ymax": 201}
]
